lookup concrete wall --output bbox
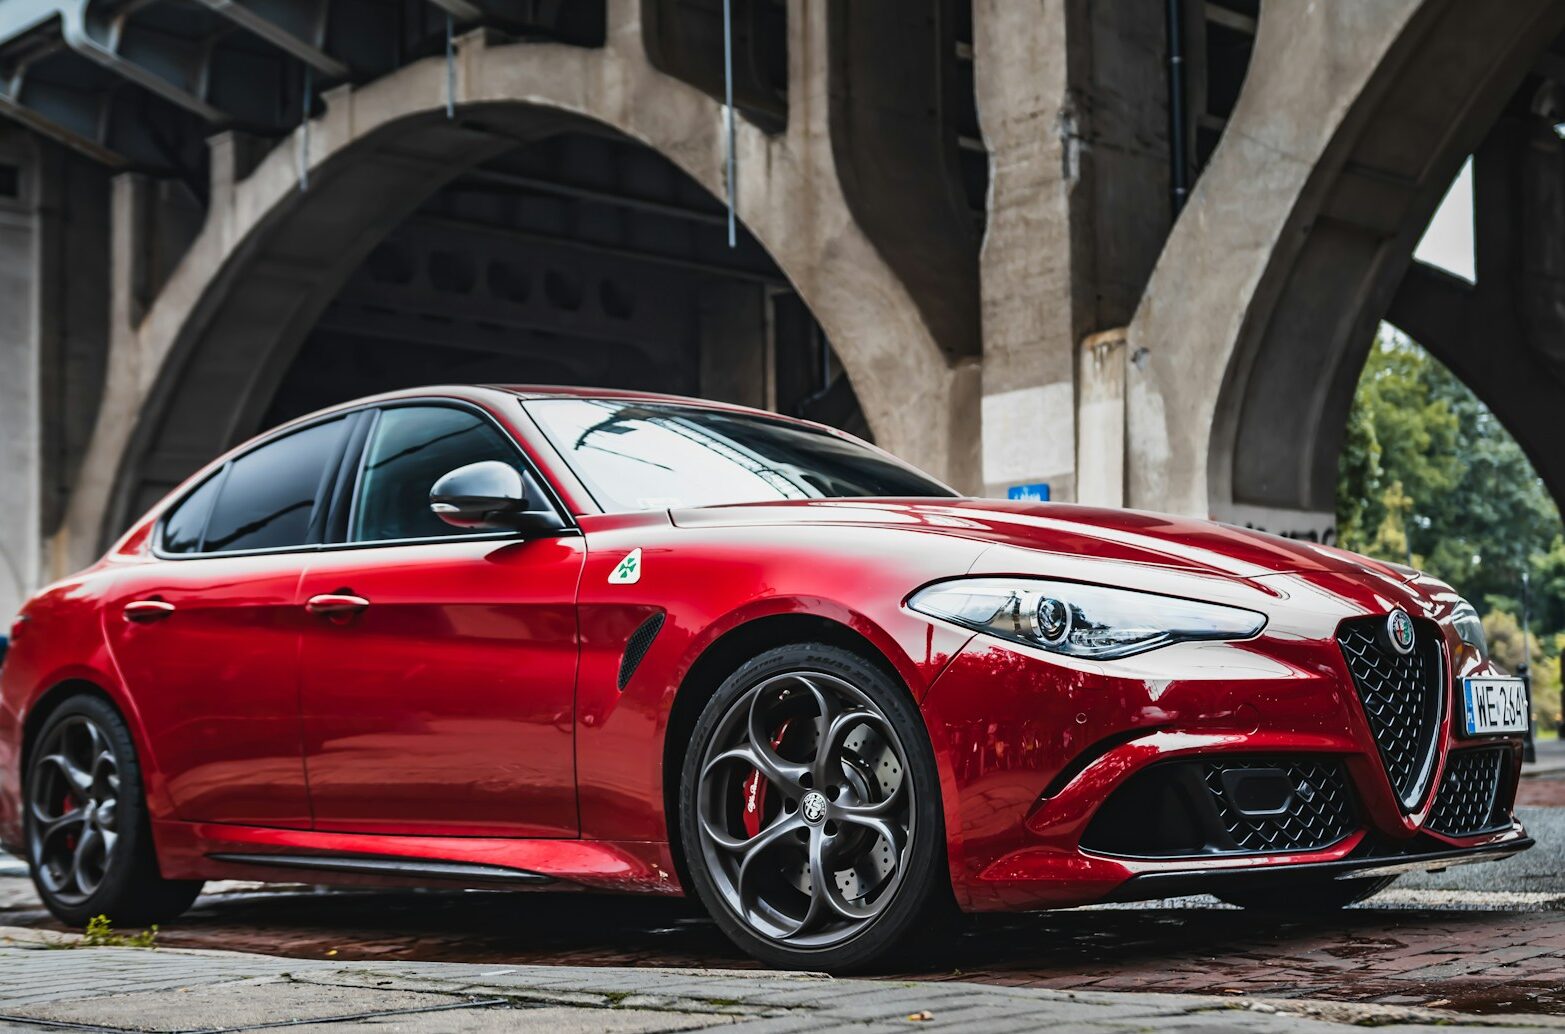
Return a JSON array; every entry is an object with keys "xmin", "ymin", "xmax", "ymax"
[{"xmin": 0, "ymin": 128, "xmax": 38, "ymax": 625}]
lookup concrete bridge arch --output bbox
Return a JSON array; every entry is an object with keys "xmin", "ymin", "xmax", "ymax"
[
  {"xmin": 60, "ymin": 1, "xmax": 975, "ymax": 564},
  {"xmin": 1124, "ymin": 0, "xmax": 1565, "ymax": 536}
]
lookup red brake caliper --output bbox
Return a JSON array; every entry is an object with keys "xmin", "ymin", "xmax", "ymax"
[
  {"xmin": 61, "ymin": 797, "xmax": 76, "ymax": 851},
  {"xmin": 742, "ymin": 720, "xmax": 792, "ymax": 838}
]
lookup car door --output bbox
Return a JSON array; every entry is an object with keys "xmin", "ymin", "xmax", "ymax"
[
  {"xmin": 296, "ymin": 402, "xmax": 583, "ymax": 838},
  {"xmin": 103, "ymin": 414, "xmax": 356, "ymax": 828}
]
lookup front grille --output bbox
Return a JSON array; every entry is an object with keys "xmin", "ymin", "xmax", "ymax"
[
  {"xmin": 1337, "ymin": 616, "xmax": 1444, "ymax": 810},
  {"xmin": 1080, "ymin": 755, "xmax": 1358, "ymax": 858},
  {"xmin": 1203, "ymin": 758, "xmax": 1358, "ymax": 853},
  {"xmin": 1428, "ymin": 747, "xmax": 1513, "ymax": 837}
]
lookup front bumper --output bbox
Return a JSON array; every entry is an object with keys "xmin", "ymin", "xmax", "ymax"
[{"xmin": 920, "ymin": 601, "xmax": 1531, "ymax": 912}]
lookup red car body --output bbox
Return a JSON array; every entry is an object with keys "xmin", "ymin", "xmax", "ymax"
[{"xmin": 0, "ymin": 385, "xmax": 1531, "ymax": 916}]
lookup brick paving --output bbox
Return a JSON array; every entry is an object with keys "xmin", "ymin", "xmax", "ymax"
[
  {"xmin": 5, "ymin": 865, "xmax": 1565, "ymax": 1019},
  {"xmin": 3, "ymin": 780, "xmax": 1563, "ymax": 1024},
  {"xmin": 0, "ymin": 932, "xmax": 1561, "ymax": 1032}
]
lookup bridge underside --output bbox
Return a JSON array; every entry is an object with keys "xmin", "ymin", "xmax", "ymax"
[{"xmin": 4, "ymin": 0, "xmax": 1565, "ymax": 620}]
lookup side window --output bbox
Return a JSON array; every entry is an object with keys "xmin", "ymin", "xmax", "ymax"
[
  {"xmin": 351, "ymin": 406, "xmax": 525, "ymax": 543},
  {"xmin": 160, "ymin": 474, "xmax": 222, "ymax": 554},
  {"xmin": 202, "ymin": 418, "xmax": 348, "ymax": 553}
]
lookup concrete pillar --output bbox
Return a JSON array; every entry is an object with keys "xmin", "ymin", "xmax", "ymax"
[
  {"xmin": 0, "ymin": 130, "xmax": 39, "ymax": 622},
  {"xmin": 1076, "ymin": 328, "xmax": 1127, "ymax": 507},
  {"xmin": 973, "ymin": 0, "xmax": 1169, "ymax": 502}
]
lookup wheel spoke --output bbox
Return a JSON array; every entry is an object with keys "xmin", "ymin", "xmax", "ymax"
[
  {"xmin": 734, "ymin": 813, "xmax": 807, "ymax": 923},
  {"xmin": 781, "ymin": 674, "xmax": 835, "ymax": 759},
  {"xmin": 744, "ymin": 690, "xmax": 810, "ymax": 788},
  {"xmin": 29, "ymin": 802, "xmax": 87, "ymax": 842},
  {"xmin": 835, "ymin": 777, "xmax": 907, "ymax": 819},
  {"xmin": 702, "ymin": 744, "xmax": 804, "ymax": 795},
  {"xmin": 699, "ymin": 809, "xmax": 753, "ymax": 852},
  {"xmin": 37, "ymin": 753, "xmax": 93, "ymax": 798},
  {"xmin": 809, "ymin": 831, "xmax": 874, "ymax": 924},
  {"xmin": 834, "ymin": 809, "xmax": 904, "ymax": 852},
  {"xmin": 68, "ymin": 826, "xmax": 103, "ymax": 897},
  {"xmin": 812, "ymin": 708, "xmax": 885, "ymax": 785}
]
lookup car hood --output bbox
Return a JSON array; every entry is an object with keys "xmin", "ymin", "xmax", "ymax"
[{"xmin": 669, "ymin": 498, "xmax": 1411, "ymax": 584}]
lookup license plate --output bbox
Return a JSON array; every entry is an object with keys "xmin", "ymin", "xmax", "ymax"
[{"xmin": 1461, "ymin": 677, "xmax": 1529, "ymax": 736}]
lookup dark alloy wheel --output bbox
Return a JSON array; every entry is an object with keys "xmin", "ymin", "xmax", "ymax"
[
  {"xmin": 25, "ymin": 695, "xmax": 203, "ymax": 927},
  {"xmin": 679, "ymin": 644, "xmax": 954, "ymax": 971},
  {"xmin": 1216, "ymin": 874, "xmax": 1396, "ymax": 912}
]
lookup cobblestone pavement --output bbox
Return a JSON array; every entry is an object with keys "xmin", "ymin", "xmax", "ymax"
[
  {"xmin": 1, "ymin": 927, "xmax": 1562, "ymax": 1033},
  {"xmin": 3, "ymin": 781, "xmax": 1563, "ymax": 1025}
]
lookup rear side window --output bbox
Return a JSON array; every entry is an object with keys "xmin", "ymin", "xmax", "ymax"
[
  {"xmin": 201, "ymin": 418, "xmax": 348, "ymax": 553},
  {"xmin": 351, "ymin": 406, "xmax": 523, "ymax": 543},
  {"xmin": 160, "ymin": 475, "xmax": 222, "ymax": 554}
]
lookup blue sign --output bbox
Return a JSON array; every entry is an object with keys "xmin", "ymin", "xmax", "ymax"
[{"xmin": 1006, "ymin": 482, "xmax": 1051, "ymax": 502}]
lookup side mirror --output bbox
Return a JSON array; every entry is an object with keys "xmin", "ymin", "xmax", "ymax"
[{"xmin": 429, "ymin": 461, "xmax": 565, "ymax": 535}]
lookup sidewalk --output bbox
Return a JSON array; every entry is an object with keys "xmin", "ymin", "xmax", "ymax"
[
  {"xmin": 1525, "ymin": 738, "xmax": 1565, "ymax": 777},
  {"xmin": 1, "ymin": 926, "xmax": 1563, "ymax": 1034}
]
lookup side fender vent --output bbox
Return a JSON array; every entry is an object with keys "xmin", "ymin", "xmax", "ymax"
[{"xmin": 618, "ymin": 612, "xmax": 666, "ymax": 691}]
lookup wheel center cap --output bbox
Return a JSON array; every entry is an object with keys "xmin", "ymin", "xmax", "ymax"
[{"xmin": 800, "ymin": 790, "xmax": 828, "ymax": 825}]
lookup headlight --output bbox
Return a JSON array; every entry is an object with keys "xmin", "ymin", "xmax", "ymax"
[
  {"xmin": 1452, "ymin": 599, "xmax": 1486, "ymax": 655},
  {"xmin": 908, "ymin": 578, "xmax": 1267, "ymax": 660}
]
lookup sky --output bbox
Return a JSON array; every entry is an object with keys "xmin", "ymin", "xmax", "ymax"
[{"xmin": 1413, "ymin": 157, "xmax": 1475, "ymax": 282}]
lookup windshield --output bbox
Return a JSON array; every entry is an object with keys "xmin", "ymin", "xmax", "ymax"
[{"xmin": 525, "ymin": 398, "xmax": 955, "ymax": 512}]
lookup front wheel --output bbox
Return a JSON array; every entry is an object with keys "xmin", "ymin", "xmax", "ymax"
[
  {"xmin": 678, "ymin": 643, "xmax": 955, "ymax": 971},
  {"xmin": 1216, "ymin": 874, "xmax": 1396, "ymax": 912},
  {"xmin": 25, "ymin": 695, "xmax": 204, "ymax": 927}
]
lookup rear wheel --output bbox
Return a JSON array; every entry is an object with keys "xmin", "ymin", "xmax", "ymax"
[
  {"xmin": 1216, "ymin": 874, "xmax": 1396, "ymax": 912},
  {"xmin": 25, "ymin": 695, "xmax": 203, "ymax": 927},
  {"xmin": 678, "ymin": 643, "xmax": 955, "ymax": 971}
]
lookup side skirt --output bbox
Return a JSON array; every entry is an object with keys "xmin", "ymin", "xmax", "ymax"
[
  {"xmin": 153, "ymin": 820, "xmax": 687, "ymax": 896},
  {"xmin": 206, "ymin": 853, "xmax": 552, "ymax": 884}
]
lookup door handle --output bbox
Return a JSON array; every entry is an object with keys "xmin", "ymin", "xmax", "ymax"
[
  {"xmin": 306, "ymin": 593, "xmax": 370, "ymax": 617},
  {"xmin": 123, "ymin": 599, "xmax": 175, "ymax": 623}
]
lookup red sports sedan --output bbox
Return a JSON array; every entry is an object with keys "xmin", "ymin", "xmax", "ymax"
[{"xmin": 0, "ymin": 386, "xmax": 1533, "ymax": 969}]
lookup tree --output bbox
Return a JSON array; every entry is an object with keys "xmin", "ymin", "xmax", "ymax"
[
  {"xmin": 1338, "ymin": 329, "xmax": 1563, "ymax": 615},
  {"xmin": 1338, "ymin": 328, "xmax": 1565, "ymax": 732}
]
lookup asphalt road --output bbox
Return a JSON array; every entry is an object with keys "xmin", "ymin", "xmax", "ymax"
[{"xmin": 1398, "ymin": 805, "xmax": 1564, "ymax": 894}]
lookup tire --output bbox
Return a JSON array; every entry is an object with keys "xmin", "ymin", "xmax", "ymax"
[
  {"xmin": 1216, "ymin": 874, "xmax": 1396, "ymax": 912},
  {"xmin": 678, "ymin": 643, "xmax": 956, "ymax": 971},
  {"xmin": 24, "ymin": 694, "xmax": 204, "ymax": 928}
]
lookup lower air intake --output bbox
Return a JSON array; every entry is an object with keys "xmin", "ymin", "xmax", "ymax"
[
  {"xmin": 1427, "ymin": 747, "xmax": 1513, "ymax": 838},
  {"xmin": 1081, "ymin": 756, "xmax": 1358, "ymax": 859}
]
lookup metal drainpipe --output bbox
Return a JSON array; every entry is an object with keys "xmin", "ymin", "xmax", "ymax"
[{"xmin": 1167, "ymin": 0, "xmax": 1190, "ymax": 215}]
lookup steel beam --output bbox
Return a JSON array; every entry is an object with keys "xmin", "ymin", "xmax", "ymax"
[
  {"xmin": 196, "ymin": 0, "xmax": 347, "ymax": 79},
  {"xmin": 59, "ymin": 0, "xmax": 226, "ymax": 122},
  {"xmin": 424, "ymin": 0, "xmax": 482, "ymax": 23}
]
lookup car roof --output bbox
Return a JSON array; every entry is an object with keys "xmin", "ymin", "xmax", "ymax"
[
  {"xmin": 489, "ymin": 384, "xmax": 796, "ymax": 415},
  {"xmin": 251, "ymin": 384, "xmax": 851, "ymax": 452}
]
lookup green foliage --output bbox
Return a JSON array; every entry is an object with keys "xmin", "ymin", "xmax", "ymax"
[
  {"xmin": 1482, "ymin": 610, "xmax": 1537, "ymax": 673},
  {"xmin": 72, "ymin": 915, "xmax": 158, "ymax": 949},
  {"xmin": 1338, "ymin": 329, "xmax": 1565, "ymax": 728}
]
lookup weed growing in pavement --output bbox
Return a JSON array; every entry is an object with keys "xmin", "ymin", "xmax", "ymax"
[{"xmin": 46, "ymin": 915, "xmax": 158, "ymax": 950}]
